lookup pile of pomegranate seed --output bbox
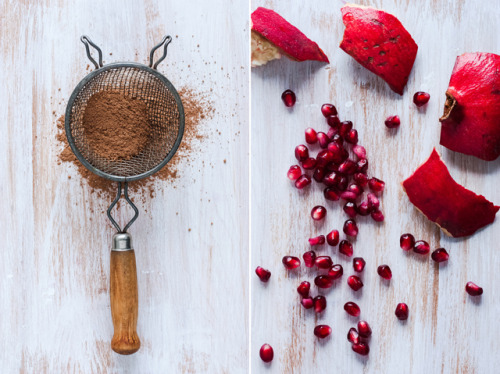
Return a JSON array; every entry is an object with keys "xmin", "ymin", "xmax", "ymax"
[{"xmin": 346, "ymin": 321, "xmax": 371, "ymax": 356}]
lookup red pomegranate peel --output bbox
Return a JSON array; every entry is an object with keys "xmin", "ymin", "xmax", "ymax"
[
  {"xmin": 340, "ymin": 4, "xmax": 418, "ymax": 95},
  {"xmin": 403, "ymin": 148, "xmax": 499, "ymax": 237},
  {"xmin": 439, "ymin": 52, "xmax": 500, "ymax": 161},
  {"xmin": 251, "ymin": 7, "xmax": 329, "ymax": 66}
]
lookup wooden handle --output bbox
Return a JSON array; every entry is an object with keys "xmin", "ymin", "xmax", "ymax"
[{"xmin": 110, "ymin": 250, "xmax": 140, "ymax": 355}]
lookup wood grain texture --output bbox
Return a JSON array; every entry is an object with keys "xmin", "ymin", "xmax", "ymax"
[
  {"xmin": 0, "ymin": 0, "xmax": 249, "ymax": 372},
  {"xmin": 251, "ymin": 0, "xmax": 499, "ymax": 373},
  {"xmin": 110, "ymin": 250, "xmax": 140, "ymax": 355}
]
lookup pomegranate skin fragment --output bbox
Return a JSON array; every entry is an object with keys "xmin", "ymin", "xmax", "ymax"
[
  {"xmin": 339, "ymin": 4, "xmax": 418, "ymax": 95},
  {"xmin": 403, "ymin": 148, "xmax": 499, "ymax": 237},
  {"xmin": 251, "ymin": 7, "xmax": 329, "ymax": 64},
  {"xmin": 439, "ymin": 52, "xmax": 500, "ymax": 161}
]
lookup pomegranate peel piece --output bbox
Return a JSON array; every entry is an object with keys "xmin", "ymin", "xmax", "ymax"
[
  {"xmin": 251, "ymin": 7, "xmax": 329, "ymax": 67},
  {"xmin": 339, "ymin": 4, "xmax": 418, "ymax": 95},
  {"xmin": 439, "ymin": 52, "xmax": 500, "ymax": 161},
  {"xmin": 403, "ymin": 148, "xmax": 499, "ymax": 237}
]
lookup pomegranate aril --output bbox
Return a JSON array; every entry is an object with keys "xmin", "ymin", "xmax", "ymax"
[
  {"xmin": 343, "ymin": 202, "xmax": 358, "ymax": 218},
  {"xmin": 255, "ymin": 266, "xmax": 271, "ymax": 282},
  {"xmin": 327, "ymin": 127, "xmax": 337, "ymax": 140},
  {"xmin": 340, "ymin": 191, "xmax": 358, "ymax": 202},
  {"xmin": 345, "ymin": 129, "xmax": 358, "ymax": 144},
  {"xmin": 353, "ymin": 257, "xmax": 366, "ymax": 272},
  {"xmin": 431, "ymin": 248, "xmax": 449, "ymax": 263},
  {"xmin": 315, "ymin": 275, "xmax": 334, "ymax": 289},
  {"xmin": 324, "ymin": 188, "xmax": 340, "ymax": 201},
  {"xmin": 385, "ymin": 115, "xmax": 401, "ymax": 128},
  {"xmin": 315, "ymin": 256, "xmax": 333, "ymax": 269},
  {"xmin": 303, "ymin": 250, "xmax": 316, "ymax": 268},
  {"xmin": 311, "ymin": 206, "xmax": 327, "ymax": 221},
  {"xmin": 301, "ymin": 297, "xmax": 314, "ymax": 309},
  {"xmin": 339, "ymin": 240, "xmax": 353, "ymax": 257},
  {"xmin": 297, "ymin": 281, "xmax": 311, "ymax": 297},
  {"xmin": 357, "ymin": 201, "xmax": 371, "ymax": 216},
  {"xmin": 338, "ymin": 159, "xmax": 357, "ymax": 175},
  {"xmin": 347, "ymin": 275, "xmax": 363, "ymax": 291},
  {"xmin": 302, "ymin": 157, "xmax": 317, "ymax": 170},
  {"xmin": 352, "ymin": 343, "xmax": 369, "ymax": 356},
  {"xmin": 313, "ymin": 167, "xmax": 326, "ymax": 183},
  {"xmin": 413, "ymin": 91, "xmax": 430, "ymax": 107},
  {"xmin": 326, "ymin": 230, "xmax": 340, "ymax": 246},
  {"xmin": 305, "ymin": 128, "xmax": 318, "ymax": 144},
  {"xmin": 343, "ymin": 219, "xmax": 359, "ymax": 237},
  {"xmin": 295, "ymin": 145, "xmax": 309, "ymax": 162},
  {"xmin": 354, "ymin": 173, "xmax": 368, "ymax": 187},
  {"xmin": 287, "ymin": 165, "xmax": 302, "ymax": 181},
  {"xmin": 260, "ymin": 343, "xmax": 274, "ymax": 363},
  {"xmin": 395, "ymin": 303, "xmax": 409, "ymax": 320},
  {"xmin": 368, "ymin": 177, "xmax": 385, "ymax": 193},
  {"xmin": 332, "ymin": 134, "xmax": 344, "ymax": 146},
  {"xmin": 465, "ymin": 282, "xmax": 483, "ymax": 296},
  {"xmin": 344, "ymin": 301, "xmax": 360, "ymax": 317},
  {"xmin": 353, "ymin": 145, "xmax": 366, "ymax": 160},
  {"xmin": 295, "ymin": 174, "xmax": 311, "ymax": 189},
  {"xmin": 339, "ymin": 121, "xmax": 353, "ymax": 137},
  {"xmin": 282, "ymin": 256, "xmax": 300, "ymax": 270},
  {"xmin": 321, "ymin": 103, "xmax": 337, "ymax": 117},
  {"xmin": 413, "ymin": 240, "xmax": 430, "ymax": 255},
  {"xmin": 357, "ymin": 321, "xmax": 372, "ymax": 338},
  {"xmin": 309, "ymin": 235, "xmax": 325, "ymax": 246},
  {"xmin": 323, "ymin": 172, "xmax": 339, "ymax": 187},
  {"xmin": 400, "ymin": 233, "xmax": 415, "ymax": 251},
  {"xmin": 316, "ymin": 150, "xmax": 334, "ymax": 166},
  {"xmin": 282, "ymin": 89, "xmax": 296, "ymax": 107},
  {"xmin": 347, "ymin": 328, "xmax": 360, "ymax": 344},
  {"xmin": 356, "ymin": 159, "xmax": 368, "ymax": 173},
  {"xmin": 348, "ymin": 183, "xmax": 364, "ymax": 197},
  {"xmin": 328, "ymin": 264, "xmax": 344, "ymax": 279},
  {"xmin": 377, "ymin": 265, "xmax": 392, "ymax": 280},
  {"xmin": 314, "ymin": 295, "xmax": 327, "ymax": 313},
  {"xmin": 337, "ymin": 176, "xmax": 348, "ymax": 191},
  {"xmin": 367, "ymin": 193, "xmax": 380, "ymax": 210},
  {"xmin": 317, "ymin": 132, "xmax": 330, "ymax": 149},
  {"xmin": 371, "ymin": 209, "xmax": 384, "ymax": 222},
  {"xmin": 327, "ymin": 115, "xmax": 341, "ymax": 128},
  {"xmin": 314, "ymin": 325, "xmax": 332, "ymax": 339},
  {"xmin": 327, "ymin": 142, "xmax": 348, "ymax": 164}
]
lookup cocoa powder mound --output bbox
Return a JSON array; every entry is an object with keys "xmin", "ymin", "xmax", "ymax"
[
  {"xmin": 56, "ymin": 86, "xmax": 213, "ymax": 199},
  {"xmin": 82, "ymin": 91, "xmax": 152, "ymax": 161}
]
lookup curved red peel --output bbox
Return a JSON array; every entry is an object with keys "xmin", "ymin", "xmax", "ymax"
[
  {"xmin": 339, "ymin": 4, "xmax": 418, "ymax": 95},
  {"xmin": 439, "ymin": 52, "xmax": 500, "ymax": 161},
  {"xmin": 403, "ymin": 148, "xmax": 499, "ymax": 237},
  {"xmin": 251, "ymin": 7, "xmax": 329, "ymax": 66}
]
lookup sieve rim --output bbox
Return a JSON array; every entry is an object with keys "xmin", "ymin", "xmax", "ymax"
[{"xmin": 64, "ymin": 62, "xmax": 185, "ymax": 182}]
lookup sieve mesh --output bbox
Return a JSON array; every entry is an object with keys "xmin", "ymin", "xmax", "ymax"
[{"xmin": 66, "ymin": 64, "xmax": 184, "ymax": 181}]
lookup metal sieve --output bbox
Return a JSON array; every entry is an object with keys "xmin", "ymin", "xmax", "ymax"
[{"xmin": 65, "ymin": 35, "xmax": 184, "ymax": 355}]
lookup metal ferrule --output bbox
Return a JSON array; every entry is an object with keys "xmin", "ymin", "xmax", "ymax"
[{"xmin": 112, "ymin": 232, "xmax": 133, "ymax": 252}]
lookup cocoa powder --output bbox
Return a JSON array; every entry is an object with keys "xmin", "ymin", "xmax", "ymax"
[
  {"xmin": 82, "ymin": 91, "xmax": 152, "ymax": 161},
  {"xmin": 56, "ymin": 86, "xmax": 213, "ymax": 199}
]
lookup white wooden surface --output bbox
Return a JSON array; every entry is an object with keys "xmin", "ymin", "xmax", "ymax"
[
  {"xmin": 251, "ymin": 1, "xmax": 500, "ymax": 373},
  {"xmin": 0, "ymin": 0, "xmax": 248, "ymax": 372}
]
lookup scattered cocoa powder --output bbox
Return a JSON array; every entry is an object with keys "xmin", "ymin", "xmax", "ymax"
[
  {"xmin": 82, "ymin": 91, "xmax": 152, "ymax": 161},
  {"xmin": 56, "ymin": 86, "xmax": 213, "ymax": 199}
]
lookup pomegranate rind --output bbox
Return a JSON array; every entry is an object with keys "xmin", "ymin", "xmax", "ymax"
[
  {"xmin": 339, "ymin": 4, "xmax": 418, "ymax": 95},
  {"xmin": 251, "ymin": 7, "xmax": 329, "ymax": 66},
  {"xmin": 403, "ymin": 148, "xmax": 499, "ymax": 237},
  {"xmin": 439, "ymin": 52, "xmax": 500, "ymax": 161}
]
